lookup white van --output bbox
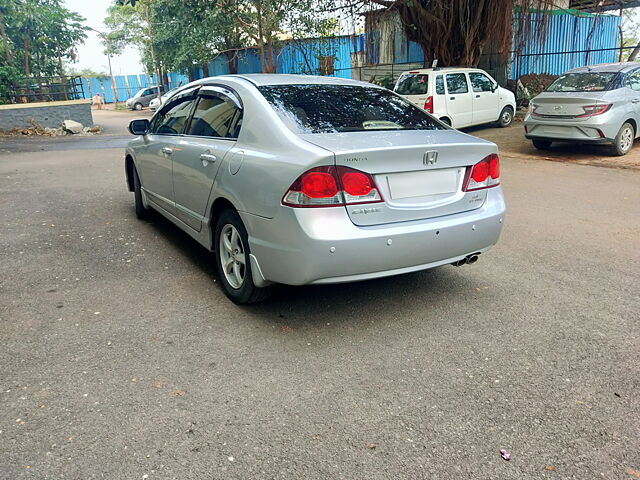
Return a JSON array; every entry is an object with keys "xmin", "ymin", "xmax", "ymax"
[{"xmin": 394, "ymin": 67, "xmax": 516, "ymax": 129}]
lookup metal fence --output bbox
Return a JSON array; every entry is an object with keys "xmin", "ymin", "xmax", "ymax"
[{"xmin": 6, "ymin": 76, "xmax": 85, "ymax": 104}]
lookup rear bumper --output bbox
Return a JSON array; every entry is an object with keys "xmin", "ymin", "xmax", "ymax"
[
  {"xmin": 523, "ymin": 113, "xmax": 619, "ymax": 143},
  {"xmin": 241, "ymin": 187, "xmax": 506, "ymax": 286}
]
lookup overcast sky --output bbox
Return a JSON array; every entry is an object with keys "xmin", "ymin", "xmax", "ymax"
[{"xmin": 63, "ymin": 0, "xmax": 142, "ymax": 75}]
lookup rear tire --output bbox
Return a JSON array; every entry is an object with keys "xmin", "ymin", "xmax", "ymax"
[
  {"xmin": 611, "ymin": 122, "xmax": 635, "ymax": 156},
  {"xmin": 439, "ymin": 117, "xmax": 452, "ymax": 127},
  {"xmin": 214, "ymin": 209, "xmax": 273, "ymax": 304},
  {"xmin": 532, "ymin": 139, "xmax": 552, "ymax": 150},
  {"xmin": 498, "ymin": 106, "xmax": 514, "ymax": 128},
  {"xmin": 133, "ymin": 166, "xmax": 150, "ymax": 220}
]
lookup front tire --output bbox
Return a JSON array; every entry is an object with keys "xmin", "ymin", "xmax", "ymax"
[
  {"xmin": 611, "ymin": 122, "xmax": 635, "ymax": 156},
  {"xmin": 532, "ymin": 139, "xmax": 552, "ymax": 150},
  {"xmin": 498, "ymin": 106, "xmax": 514, "ymax": 128},
  {"xmin": 214, "ymin": 209, "xmax": 273, "ymax": 304},
  {"xmin": 133, "ymin": 166, "xmax": 150, "ymax": 220},
  {"xmin": 134, "ymin": 102, "xmax": 142, "ymax": 111}
]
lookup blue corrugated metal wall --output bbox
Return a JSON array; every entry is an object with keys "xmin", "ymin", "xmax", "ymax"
[
  {"xmin": 366, "ymin": 10, "xmax": 621, "ymax": 78},
  {"xmin": 510, "ymin": 12, "xmax": 621, "ymax": 79}
]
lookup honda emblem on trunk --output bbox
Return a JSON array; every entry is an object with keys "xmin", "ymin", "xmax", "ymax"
[{"xmin": 424, "ymin": 151, "xmax": 438, "ymax": 166}]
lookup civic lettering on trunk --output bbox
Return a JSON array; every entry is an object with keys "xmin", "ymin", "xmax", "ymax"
[{"xmin": 351, "ymin": 207, "xmax": 382, "ymax": 215}]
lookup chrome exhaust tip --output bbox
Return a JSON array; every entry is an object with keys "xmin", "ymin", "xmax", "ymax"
[
  {"xmin": 467, "ymin": 254, "xmax": 479, "ymax": 264},
  {"xmin": 452, "ymin": 258, "xmax": 467, "ymax": 267}
]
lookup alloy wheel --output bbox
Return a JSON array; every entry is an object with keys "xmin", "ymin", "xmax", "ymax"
[
  {"xmin": 620, "ymin": 125, "xmax": 634, "ymax": 153},
  {"xmin": 219, "ymin": 224, "xmax": 246, "ymax": 289}
]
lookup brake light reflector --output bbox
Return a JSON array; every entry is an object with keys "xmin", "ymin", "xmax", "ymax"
[
  {"xmin": 424, "ymin": 96, "xmax": 434, "ymax": 113},
  {"xmin": 342, "ymin": 171, "xmax": 373, "ymax": 196},
  {"xmin": 471, "ymin": 161, "xmax": 489, "ymax": 183},
  {"xmin": 283, "ymin": 166, "xmax": 383, "ymax": 207},
  {"xmin": 464, "ymin": 154, "xmax": 500, "ymax": 191}
]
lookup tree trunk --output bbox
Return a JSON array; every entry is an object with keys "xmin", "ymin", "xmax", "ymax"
[
  {"xmin": 188, "ymin": 67, "xmax": 195, "ymax": 83},
  {"xmin": 202, "ymin": 63, "xmax": 210, "ymax": 77},
  {"xmin": 23, "ymin": 37, "xmax": 31, "ymax": 76},
  {"xmin": 629, "ymin": 44, "xmax": 640, "ymax": 62},
  {"xmin": 144, "ymin": 4, "xmax": 162, "ymax": 96},
  {"xmin": 225, "ymin": 50, "xmax": 238, "ymax": 74}
]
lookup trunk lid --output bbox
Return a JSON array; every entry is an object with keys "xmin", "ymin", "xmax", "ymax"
[
  {"xmin": 301, "ymin": 130, "xmax": 497, "ymax": 226},
  {"xmin": 531, "ymin": 92, "xmax": 607, "ymax": 120}
]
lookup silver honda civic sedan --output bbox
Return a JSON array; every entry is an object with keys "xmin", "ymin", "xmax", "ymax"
[
  {"xmin": 524, "ymin": 62, "xmax": 640, "ymax": 155},
  {"xmin": 125, "ymin": 75, "xmax": 506, "ymax": 303}
]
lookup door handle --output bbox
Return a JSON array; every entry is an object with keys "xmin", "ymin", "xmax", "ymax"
[
  {"xmin": 633, "ymin": 99, "xmax": 640, "ymax": 104},
  {"xmin": 200, "ymin": 153, "xmax": 217, "ymax": 166},
  {"xmin": 449, "ymin": 97, "xmax": 455, "ymax": 100},
  {"xmin": 161, "ymin": 147, "xmax": 173, "ymax": 155},
  {"xmin": 476, "ymin": 94, "xmax": 481, "ymax": 98}
]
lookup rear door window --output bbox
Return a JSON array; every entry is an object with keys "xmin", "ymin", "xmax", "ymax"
[
  {"xmin": 395, "ymin": 74, "xmax": 428, "ymax": 95},
  {"xmin": 626, "ymin": 71, "xmax": 640, "ymax": 91},
  {"xmin": 187, "ymin": 95, "xmax": 241, "ymax": 138},
  {"xmin": 446, "ymin": 73, "xmax": 469, "ymax": 94}
]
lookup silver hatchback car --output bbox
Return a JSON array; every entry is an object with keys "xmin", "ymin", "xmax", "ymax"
[
  {"xmin": 524, "ymin": 62, "xmax": 640, "ymax": 155},
  {"xmin": 125, "ymin": 75, "xmax": 506, "ymax": 303}
]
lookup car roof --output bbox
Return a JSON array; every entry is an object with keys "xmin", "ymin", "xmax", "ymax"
[{"xmin": 567, "ymin": 62, "xmax": 640, "ymax": 74}]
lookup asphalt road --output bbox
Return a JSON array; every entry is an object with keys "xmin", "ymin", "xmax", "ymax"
[{"xmin": 0, "ymin": 126, "xmax": 639, "ymax": 479}]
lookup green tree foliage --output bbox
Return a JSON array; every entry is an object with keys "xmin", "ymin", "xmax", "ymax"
[
  {"xmin": 0, "ymin": 0, "xmax": 87, "ymax": 77},
  {"xmin": 219, "ymin": 0, "xmax": 336, "ymax": 73},
  {"xmin": 112, "ymin": 0, "xmax": 336, "ymax": 75}
]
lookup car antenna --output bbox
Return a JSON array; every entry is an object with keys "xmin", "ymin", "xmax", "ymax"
[{"xmin": 432, "ymin": 59, "xmax": 439, "ymax": 70}]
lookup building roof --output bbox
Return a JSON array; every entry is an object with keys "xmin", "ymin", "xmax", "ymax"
[{"xmin": 569, "ymin": 0, "xmax": 640, "ymax": 12}]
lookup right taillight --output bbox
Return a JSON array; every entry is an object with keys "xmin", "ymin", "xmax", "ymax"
[
  {"xmin": 424, "ymin": 96, "xmax": 434, "ymax": 113},
  {"xmin": 283, "ymin": 166, "xmax": 383, "ymax": 208},
  {"xmin": 463, "ymin": 154, "xmax": 500, "ymax": 191}
]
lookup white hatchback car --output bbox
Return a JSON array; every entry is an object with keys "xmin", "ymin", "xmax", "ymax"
[{"xmin": 394, "ymin": 67, "xmax": 516, "ymax": 129}]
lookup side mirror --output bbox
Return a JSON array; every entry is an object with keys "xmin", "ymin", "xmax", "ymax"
[
  {"xmin": 492, "ymin": 83, "xmax": 499, "ymax": 93},
  {"xmin": 129, "ymin": 119, "xmax": 150, "ymax": 136}
]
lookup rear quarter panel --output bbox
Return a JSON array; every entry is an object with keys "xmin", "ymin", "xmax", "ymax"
[{"xmin": 208, "ymin": 79, "xmax": 334, "ymax": 220}]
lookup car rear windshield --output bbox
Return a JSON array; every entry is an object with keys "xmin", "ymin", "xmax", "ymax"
[
  {"xmin": 258, "ymin": 85, "xmax": 444, "ymax": 134},
  {"xmin": 394, "ymin": 73, "xmax": 428, "ymax": 95},
  {"xmin": 546, "ymin": 72, "xmax": 617, "ymax": 92}
]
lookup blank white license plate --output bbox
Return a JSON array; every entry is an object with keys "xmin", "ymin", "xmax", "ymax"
[
  {"xmin": 543, "ymin": 126, "xmax": 570, "ymax": 136},
  {"xmin": 387, "ymin": 168, "xmax": 460, "ymax": 200}
]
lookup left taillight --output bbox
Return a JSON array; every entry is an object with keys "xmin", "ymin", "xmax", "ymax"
[
  {"xmin": 424, "ymin": 96, "xmax": 434, "ymax": 114},
  {"xmin": 283, "ymin": 166, "xmax": 383, "ymax": 208},
  {"xmin": 463, "ymin": 154, "xmax": 500, "ymax": 191}
]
